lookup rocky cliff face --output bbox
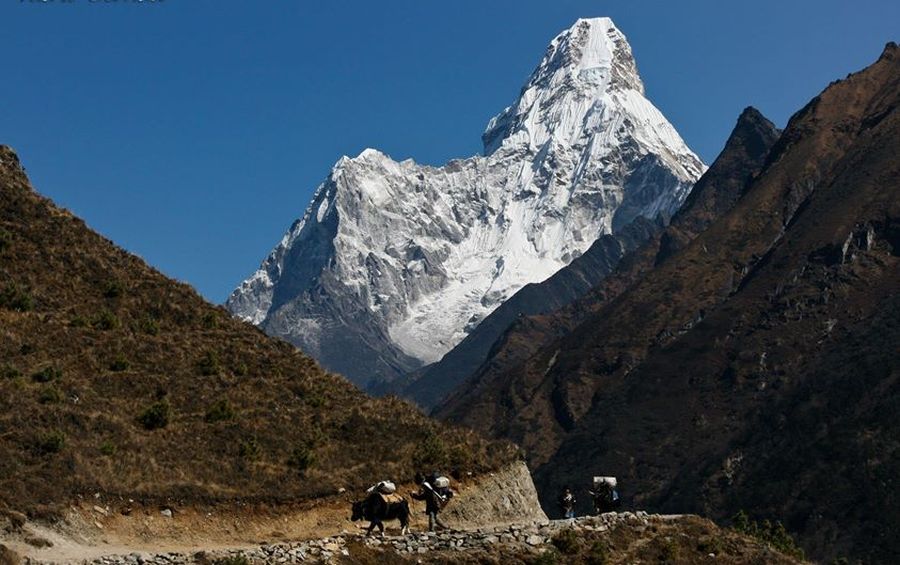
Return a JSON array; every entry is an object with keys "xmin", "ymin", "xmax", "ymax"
[
  {"xmin": 442, "ymin": 461, "xmax": 548, "ymax": 528},
  {"xmin": 439, "ymin": 44, "xmax": 900, "ymax": 562},
  {"xmin": 226, "ymin": 18, "xmax": 704, "ymax": 387}
]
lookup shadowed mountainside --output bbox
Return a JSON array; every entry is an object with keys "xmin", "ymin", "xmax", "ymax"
[
  {"xmin": 410, "ymin": 106, "xmax": 780, "ymax": 412},
  {"xmin": 439, "ymin": 44, "xmax": 900, "ymax": 562},
  {"xmin": 437, "ymin": 105, "xmax": 781, "ymax": 447}
]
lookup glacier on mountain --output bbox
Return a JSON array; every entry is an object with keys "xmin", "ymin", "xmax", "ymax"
[{"xmin": 226, "ymin": 17, "xmax": 705, "ymax": 387}]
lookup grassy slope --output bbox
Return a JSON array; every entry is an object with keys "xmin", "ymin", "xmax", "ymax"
[{"xmin": 0, "ymin": 146, "xmax": 514, "ymax": 514}]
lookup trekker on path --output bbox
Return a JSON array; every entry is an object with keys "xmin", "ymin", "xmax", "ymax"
[
  {"xmin": 412, "ymin": 472, "xmax": 453, "ymax": 531},
  {"xmin": 590, "ymin": 477, "xmax": 621, "ymax": 514},
  {"xmin": 558, "ymin": 487, "xmax": 576, "ymax": 519}
]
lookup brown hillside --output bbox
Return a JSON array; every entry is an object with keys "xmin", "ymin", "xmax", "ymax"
[
  {"xmin": 439, "ymin": 43, "xmax": 900, "ymax": 562},
  {"xmin": 0, "ymin": 146, "xmax": 515, "ymax": 515}
]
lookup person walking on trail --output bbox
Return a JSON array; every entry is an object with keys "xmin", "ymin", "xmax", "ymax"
[
  {"xmin": 412, "ymin": 472, "xmax": 453, "ymax": 531},
  {"xmin": 590, "ymin": 477, "xmax": 621, "ymax": 514},
  {"xmin": 558, "ymin": 487, "xmax": 576, "ymax": 519}
]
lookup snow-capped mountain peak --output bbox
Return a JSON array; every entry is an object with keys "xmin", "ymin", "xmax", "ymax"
[
  {"xmin": 226, "ymin": 18, "xmax": 705, "ymax": 388},
  {"xmin": 524, "ymin": 17, "xmax": 643, "ymax": 96},
  {"xmin": 483, "ymin": 17, "xmax": 644, "ymax": 155}
]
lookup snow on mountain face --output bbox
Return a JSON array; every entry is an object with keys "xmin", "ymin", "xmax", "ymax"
[{"xmin": 226, "ymin": 17, "xmax": 705, "ymax": 387}]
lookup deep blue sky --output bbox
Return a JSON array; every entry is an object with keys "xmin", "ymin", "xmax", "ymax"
[{"xmin": 2, "ymin": 1, "xmax": 897, "ymax": 302}]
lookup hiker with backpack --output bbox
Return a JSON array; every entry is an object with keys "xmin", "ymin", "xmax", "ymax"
[
  {"xmin": 558, "ymin": 486, "xmax": 576, "ymax": 519},
  {"xmin": 589, "ymin": 476, "xmax": 621, "ymax": 514},
  {"xmin": 412, "ymin": 471, "xmax": 454, "ymax": 531}
]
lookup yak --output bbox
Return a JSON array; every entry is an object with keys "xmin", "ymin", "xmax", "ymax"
[{"xmin": 351, "ymin": 491, "xmax": 410, "ymax": 536}]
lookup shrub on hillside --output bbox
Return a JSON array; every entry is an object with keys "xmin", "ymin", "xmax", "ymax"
[
  {"xmin": 697, "ymin": 535, "xmax": 725, "ymax": 556},
  {"xmin": 1, "ymin": 365, "xmax": 22, "ymax": 380},
  {"xmin": 287, "ymin": 444, "xmax": 316, "ymax": 474},
  {"xmin": 197, "ymin": 351, "xmax": 221, "ymax": 376},
  {"xmin": 103, "ymin": 279, "xmax": 124, "ymax": 299},
  {"xmin": 137, "ymin": 400, "xmax": 171, "ymax": 430},
  {"xmin": 35, "ymin": 431, "xmax": 65, "ymax": 455},
  {"xmin": 100, "ymin": 440, "xmax": 119, "ymax": 457},
  {"xmin": 448, "ymin": 443, "xmax": 478, "ymax": 469},
  {"xmin": 0, "ymin": 283, "xmax": 34, "ymax": 312},
  {"xmin": 660, "ymin": 538, "xmax": 680, "ymax": 561},
  {"xmin": 0, "ymin": 228, "xmax": 11, "ymax": 252},
  {"xmin": 305, "ymin": 393, "xmax": 325, "ymax": 408},
  {"xmin": 731, "ymin": 510, "xmax": 805, "ymax": 560},
  {"xmin": 238, "ymin": 438, "xmax": 261, "ymax": 460},
  {"xmin": 92, "ymin": 310, "xmax": 120, "ymax": 331},
  {"xmin": 551, "ymin": 528, "xmax": 579, "ymax": 555},
  {"xmin": 139, "ymin": 316, "xmax": 160, "ymax": 336},
  {"xmin": 99, "ymin": 441, "xmax": 117, "ymax": 456},
  {"xmin": 201, "ymin": 311, "xmax": 219, "ymax": 329},
  {"xmin": 31, "ymin": 366, "xmax": 61, "ymax": 383},
  {"xmin": 69, "ymin": 315, "xmax": 88, "ymax": 328},
  {"xmin": 586, "ymin": 541, "xmax": 609, "ymax": 565},
  {"xmin": 38, "ymin": 386, "xmax": 63, "ymax": 404},
  {"xmin": 204, "ymin": 399, "xmax": 236, "ymax": 423},
  {"xmin": 412, "ymin": 432, "xmax": 447, "ymax": 469},
  {"xmin": 109, "ymin": 354, "xmax": 130, "ymax": 372},
  {"xmin": 531, "ymin": 548, "xmax": 560, "ymax": 565}
]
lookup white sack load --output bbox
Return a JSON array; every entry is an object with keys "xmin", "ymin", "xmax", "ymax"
[{"xmin": 367, "ymin": 480, "xmax": 397, "ymax": 494}]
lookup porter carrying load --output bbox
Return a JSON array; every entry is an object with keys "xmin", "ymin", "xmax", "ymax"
[{"xmin": 590, "ymin": 476, "xmax": 621, "ymax": 513}]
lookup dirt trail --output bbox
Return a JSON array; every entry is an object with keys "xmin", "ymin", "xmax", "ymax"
[
  {"xmin": 2, "ymin": 462, "xmax": 545, "ymax": 564},
  {"xmin": 7, "ymin": 512, "xmax": 805, "ymax": 565},
  {"xmin": 82, "ymin": 512, "xmax": 662, "ymax": 564}
]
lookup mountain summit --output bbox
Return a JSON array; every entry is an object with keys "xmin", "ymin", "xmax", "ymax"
[
  {"xmin": 226, "ymin": 18, "xmax": 705, "ymax": 387},
  {"xmin": 484, "ymin": 17, "xmax": 646, "ymax": 153}
]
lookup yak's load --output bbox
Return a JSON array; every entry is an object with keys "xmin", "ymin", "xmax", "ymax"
[
  {"xmin": 368, "ymin": 480, "xmax": 397, "ymax": 494},
  {"xmin": 367, "ymin": 480, "xmax": 402, "ymax": 504}
]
